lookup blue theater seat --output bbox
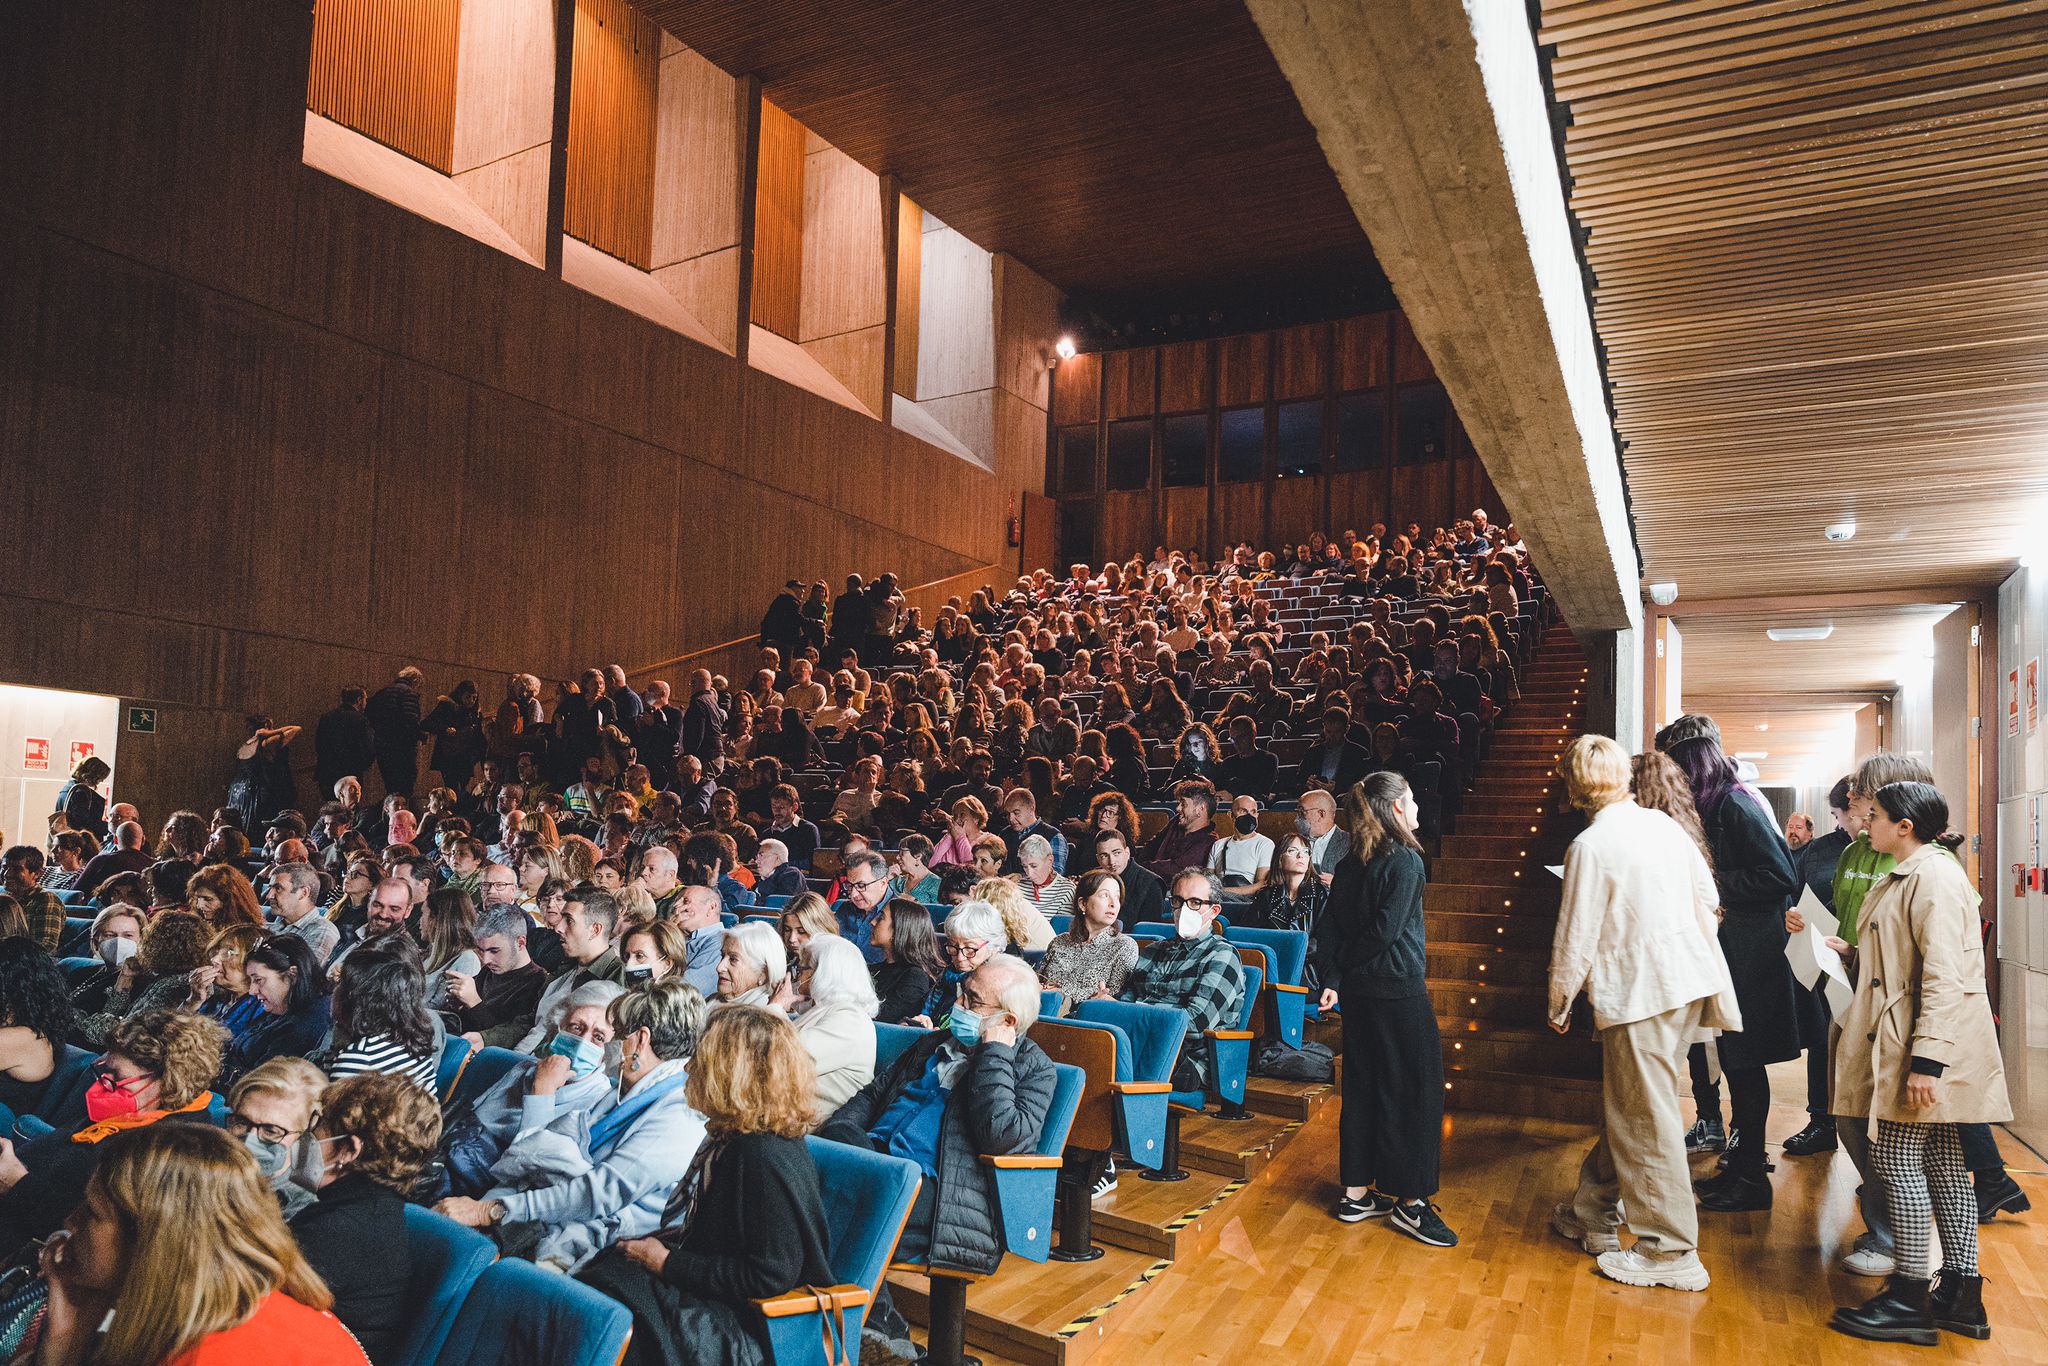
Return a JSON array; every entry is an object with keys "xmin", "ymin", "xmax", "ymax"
[
  {"xmin": 392, "ymin": 1205, "xmax": 497, "ymax": 1366},
  {"xmin": 435, "ymin": 1035, "xmax": 474, "ymax": 1100},
  {"xmin": 431, "ymin": 1256, "xmax": 630, "ymax": 1366},
  {"xmin": 1224, "ymin": 926, "xmax": 1310, "ymax": 1047},
  {"xmin": 1063, "ymin": 1001, "xmax": 1187, "ymax": 1175},
  {"xmin": 443, "ymin": 1046, "xmax": 529, "ymax": 1116}
]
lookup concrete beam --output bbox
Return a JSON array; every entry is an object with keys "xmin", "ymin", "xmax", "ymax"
[{"xmin": 1246, "ymin": 0, "xmax": 1637, "ymax": 633}]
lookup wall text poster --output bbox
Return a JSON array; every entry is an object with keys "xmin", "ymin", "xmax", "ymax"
[
  {"xmin": 2026, "ymin": 658, "xmax": 2040, "ymax": 735},
  {"xmin": 23, "ymin": 738, "xmax": 49, "ymax": 772},
  {"xmin": 2012, "ymin": 668, "xmax": 2024, "ymax": 738}
]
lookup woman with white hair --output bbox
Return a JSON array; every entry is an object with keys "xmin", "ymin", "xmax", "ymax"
[
  {"xmin": 793, "ymin": 935, "xmax": 879, "ymax": 1120},
  {"xmin": 908, "ymin": 899, "xmax": 1009, "ymax": 1029},
  {"xmin": 1014, "ymin": 835, "xmax": 1076, "ymax": 924},
  {"xmin": 714, "ymin": 920, "xmax": 788, "ymax": 1009}
]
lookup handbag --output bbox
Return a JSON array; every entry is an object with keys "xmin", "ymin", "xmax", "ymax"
[{"xmin": 800, "ymin": 1285, "xmax": 855, "ymax": 1366}]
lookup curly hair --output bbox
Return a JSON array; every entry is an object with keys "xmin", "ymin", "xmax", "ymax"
[
  {"xmin": 1085, "ymin": 790, "xmax": 1140, "ymax": 842},
  {"xmin": 137, "ymin": 909, "xmax": 214, "ymax": 976},
  {"xmin": 1630, "ymin": 751, "xmax": 1713, "ymax": 868},
  {"xmin": 684, "ymin": 1005, "xmax": 816, "ymax": 1139},
  {"xmin": 0, "ymin": 937, "xmax": 74, "ymax": 1043},
  {"xmin": 108, "ymin": 1009, "xmax": 228, "ymax": 1109},
  {"xmin": 186, "ymin": 864, "xmax": 265, "ymax": 928},
  {"xmin": 318, "ymin": 1073, "xmax": 442, "ymax": 1191}
]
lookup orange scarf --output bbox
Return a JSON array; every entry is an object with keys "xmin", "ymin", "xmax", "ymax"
[{"xmin": 70, "ymin": 1090, "xmax": 215, "ymax": 1145}]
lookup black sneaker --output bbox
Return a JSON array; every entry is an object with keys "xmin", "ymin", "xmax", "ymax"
[
  {"xmin": 1782, "ymin": 1120, "xmax": 1838, "ymax": 1156},
  {"xmin": 1715, "ymin": 1129, "xmax": 1776, "ymax": 1175},
  {"xmin": 1684, "ymin": 1118, "xmax": 1726, "ymax": 1154},
  {"xmin": 1092, "ymin": 1160, "xmax": 1119, "ymax": 1200},
  {"xmin": 1332, "ymin": 1191, "xmax": 1396, "ymax": 1223},
  {"xmin": 1389, "ymin": 1200, "xmax": 1459, "ymax": 1247},
  {"xmin": 1976, "ymin": 1170, "xmax": 2031, "ymax": 1224}
]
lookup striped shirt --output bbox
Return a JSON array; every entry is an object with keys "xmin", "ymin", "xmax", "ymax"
[{"xmin": 328, "ymin": 1033, "xmax": 440, "ymax": 1096}]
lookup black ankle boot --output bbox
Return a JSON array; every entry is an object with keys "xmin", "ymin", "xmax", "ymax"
[
  {"xmin": 1931, "ymin": 1272, "xmax": 1991, "ymax": 1340},
  {"xmin": 1829, "ymin": 1274, "xmax": 1938, "ymax": 1345},
  {"xmin": 1695, "ymin": 1166, "xmax": 1772, "ymax": 1212},
  {"xmin": 1781, "ymin": 1119, "xmax": 1837, "ymax": 1156}
]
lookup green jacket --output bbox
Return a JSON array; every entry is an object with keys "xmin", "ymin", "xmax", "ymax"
[{"xmin": 1832, "ymin": 834, "xmax": 1976, "ymax": 948}]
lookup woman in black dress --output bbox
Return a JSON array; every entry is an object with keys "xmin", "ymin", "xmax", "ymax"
[
  {"xmin": 225, "ymin": 715, "xmax": 300, "ymax": 833},
  {"xmin": 578, "ymin": 1005, "xmax": 831, "ymax": 1366}
]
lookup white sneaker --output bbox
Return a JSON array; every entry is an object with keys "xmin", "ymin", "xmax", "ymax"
[
  {"xmin": 1839, "ymin": 1240, "xmax": 1895, "ymax": 1277},
  {"xmin": 1551, "ymin": 1203, "xmax": 1622, "ymax": 1255},
  {"xmin": 1595, "ymin": 1247, "xmax": 1711, "ymax": 1292}
]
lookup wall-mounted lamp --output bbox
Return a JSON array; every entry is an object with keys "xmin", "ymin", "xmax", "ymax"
[{"xmin": 1054, "ymin": 336, "xmax": 1077, "ymax": 361}]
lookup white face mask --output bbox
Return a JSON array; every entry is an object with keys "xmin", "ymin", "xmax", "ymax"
[
  {"xmin": 99, "ymin": 937, "xmax": 138, "ymax": 968},
  {"xmin": 1175, "ymin": 906, "xmax": 1205, "ymax": 939}
]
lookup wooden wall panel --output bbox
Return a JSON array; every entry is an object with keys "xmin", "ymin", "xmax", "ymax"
[
  {"xmin": 1157, "ymin": 340, "xmax": 1210, "ymax": 413},
  {"xmin": 1391, "ymin": 310, "xmax": 1434, "ymax": 383},
  {"xmin": 1391, "ymin": 460, "xmax": 1453, "ymax": 534},
  {"xmin": 893, "ymin": 195, "xmax": 921, "ymax": 394},
  {"xmin": 1336, "ymin": 313, "xmax": 1388, "ymax": 391},
  {"xmin": 306, "ymin": 0, "xmax": 460, "ymax": 172},
  {"xmin": 1274, "ymin": 323, "xmax": 1327, "ymax": 400},
  {"xmin": 916, "ymin": 223, "xmax": 995, "ymax": 403},
  {"xmin": 449, "ymin": 0, "xmax": 555, "ymax": 174},
  {"xmin": 565, "ymin": 0, "xmax": 660, "ymax": 268},
  {"xmin": 1216, "ymin": 332, "xmax": 1269, "ymax": 407},
  {"xmin": 1162, "ymin": 485, "xmax": 1208, "ymax": 559},
  {"xmin": 1329, "ymin": 470, "xmax": 1385, "ymax": 541},
  {"xmin": 649, "ymin": 41, "xmax": 741, "ymax": 267},
  {"xmin": 799, "ymin": 144, "xmax": 886, "ymax": 342},
  {"xmin": 1105, "ymin": 348, "xmax": 1157, "ymax": 420},
  {"xmin": 1052, "ymin": 352, "xmax": 1100, "ymax": 426},
  {"xmin": 1098, "ymin": 490, "xmax": 1157, "ymax": 563},
  {"xmin": 749, "ymin": 99, "xmax": 805, "ymax": 337},
  {"xmin": 1270, "ymin": 473, "xmax": 1323, "ymax": 547},
  {"xmin": 1214, "ymin": 482, "xmax": 1265, "ymax": 557}
]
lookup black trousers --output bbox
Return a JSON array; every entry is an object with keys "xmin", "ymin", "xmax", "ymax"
[
  {"xmin": 1337, "ymin": 986, "xmax": 1443, "ymax": 1199},
  {"xmin": 1802, "ymin": 983, "xmax": 1832, "ymax": 1119},
  {"xmin": 1725, "ymin": 1065, "xmax": 1771, "ymax": 1173},
  {"xmin": 1687, "ymin": 1043, "xmax": 1721, "ymax": 1124}
]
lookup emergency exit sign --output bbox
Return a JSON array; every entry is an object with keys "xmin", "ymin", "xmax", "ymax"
[{"xmin": 126, "ymin": 706, "xmax": 157, "ymax": 734}]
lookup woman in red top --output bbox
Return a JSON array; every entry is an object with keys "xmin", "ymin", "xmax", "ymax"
[{"xmin": 21, "ymin": 1123, "xmax": 365, "ymax": 1366}]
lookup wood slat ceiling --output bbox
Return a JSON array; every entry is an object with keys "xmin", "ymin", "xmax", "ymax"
[
  {"xmin": 634, "ymin": 0, "xmax": 1380, "ymax": 298},
  {"xmin": 1674, "ymin": 602, "xmax": 1960, "ymax": 694},
  {"xmin": 1538, "ymin": 0, "xmax": 2048, "ymax": 601},
  {"xmin": 1689, "ymin": 701, "xmax": 1866, "ymax": 790}
]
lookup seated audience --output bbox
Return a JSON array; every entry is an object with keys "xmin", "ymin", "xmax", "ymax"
[
  {"xmin": 976, "ymin": 878, "xmax": 1056, "ymax": 953},
  {"xmin": 715, "ymin": 922, "xmax": 788, "ymax": 1009},
  {"xmin": 869, "ymin": 899, "xmax": 945, "ymax": 1025},
  {"xmin": 671, "ymin": 884, "xmax": 727, "ymax": 997},
  {"xmin": 777, "ymin": 893, "xmax": 839, "ymax": 966},
  {"xmin": 1038, "ymin": 870, "xmax": 1138, "ymax": 1011},
  {"xmin": 0, "ymin": 939, "xmax": 84, "ymax": 1133},
  {"xmin": 752, "ymin": 837, "xmax": 805, "ymax": 901},
  {"xmin": 70, "ymin": 909, "xmax": 211, "ymax": 1050},
  {"xmin": 791, "ymin": 935, "xmax": 879, "ymax": 1119},
  {"xmin": 620, "ymin": 918, "xmax": 689, "ymax": 986},
  {"xmin": 1144, "ymin": 780, "xmax": 1219, "ymax": 882},
  {"xmin": 326, "ymin": 944, "xmax": 440, "ymax": 1095},
  {"xmin": 226, "ymin": 1056, "xmax": 328, "ymax": 1221},
  {"xmin": 908, "ymin": 900, "xmax": 1008, "ymax": 1029},
  {"xmin": 1254, "ymin": 832, "xmax": 1331, "ymax": 992},
  {"xmin": 222, "ymin": 935, "xmax": 335, "ymax": 1087},
  {"xmin": 265, "ymin": 860, "xmax": 341, "ymax": 966},
  {"xmin": 190, "ymin": 922, "xmax": 273, "ymax": 1039},
  {"xmin": 1118, "ymin": 869, "xmax": 1246, "ymax": 1090},
  {"xmin": 1209, "ymin": 795, "xmax": 1275, "ymax": 891},
  {"xmin": 516, "ymin": 886, "xmax": 628, "ymax": 1054},
  {"xmin": 448, "ymin": 904, "xmax": 550, "ymax": 1050},
  {"xmin": 1014, "ymin": 833, "xmax": 1076, "ymax": 921}
]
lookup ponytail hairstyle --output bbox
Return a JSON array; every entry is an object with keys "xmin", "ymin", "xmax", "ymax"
[
  {"xmin": 1345, "ymin": 770, "xmax": 1422, "ymax": 863},
  {"xmin": 1872, "ymin": 781, "xmax": 1964, "ymax": 853}
]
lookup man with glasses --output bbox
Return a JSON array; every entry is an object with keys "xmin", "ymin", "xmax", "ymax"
[
  {"xmin": 1118, "ymin": 869, "xmax": 1246, "ymax": 1090},
  {"xmin": 835, "ymin": 850, "xmax": 898, "ymax": 964}
]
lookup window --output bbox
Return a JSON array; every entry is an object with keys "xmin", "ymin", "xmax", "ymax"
[
  {"xmin": 1161, "ymin": 414, "xmax": 1208, "ymax": 488},
  {"xmin": 1395, "ymin": 384, "xmax": 1449, "ymax": 465},
  {"xmin": 1333, "ymin": 392, "xmax": 1386, "ymax": 472},
  {"xmin": 1058, "ymin": 428, "xmax": 1098, "ymax": 495},
  {"xmin": 1106, "ymin": 420, "xmax": 1153, "ymax": 491},
  {"xmin": 1275, "ymin": 400, "xmax": 1324, "ymax": 478},
  {"xmin": 1217, "ymin": 407, "xmax": 1266, "ymax": 483},
  {"xmin": 1057, "ymin": 499, "xmax": 1097, "ymax": 569}
]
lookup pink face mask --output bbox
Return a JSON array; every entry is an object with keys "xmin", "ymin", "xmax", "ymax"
[{"xmin": 84, "ymin": 1069, "xmax": 153, "ymax": 1124}]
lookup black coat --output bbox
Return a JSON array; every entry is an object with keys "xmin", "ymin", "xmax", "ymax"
[
  {"xmin": 365, "ymin": 682, "xmax": 423, "ymax": 760},
  {"xmin": 292, "ymin": 1172, "xmax": 411, "ymax": 1365},
  {"xmin": 817, "ymin": 1032, "xmax": 1055, "ymax": 1276},
  {"xmin": 1118, "ymin": 861, "xmax": 1168, "ymax": 925},
  {"xmin": 0, "ymin": 1109, "xmax": 215, "ymax": 1256},
  {"xmin": 1297, "ymin": 740, "xmax": 1371, "ymax": 793},
  {"xmin": 758, "ymin": 593, "xmax": 807, "ymax": 655},
  {"xmin": 680, "ymin": 691, "xmax": 727, "ymax": 767},
  {"xmin": 314, "ymin": 706, "xmax": 377, "ymax": 794},
  {"xmin": 54, "ymin": 779, "xmax": 106, "ymax": 838},
  {"xmin": 1705, "ymin": 789, "xmax": 1802, "ymax": 1069}
]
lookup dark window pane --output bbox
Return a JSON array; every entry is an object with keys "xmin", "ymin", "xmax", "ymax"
[
  {"xmin": 1275, "ymin": 400, "xmax": 1324, "ymax": 478},
  {"xmin": 1395, "ymin": 384, "xmax": 1448, "ymax": 465},
  {"xmin": 1218, "ymin": 407, "xmax": 1265, "ymax": 483},
  {"xmin": 1161, "ymin": 413, "xmax": 1208, "ymax": 487},
  {"xmin": 1106, "ymin": 419, "xmax": 1152, "ymax": 491},
  {"xmin": 1057, "ymin": 427, "xmax": 1097, "ymax": 495},
  {"xmin": 1333, "ymin": 392, "xmax": 1385, "ymax": 472},
  {"xmin": 1057, "ymin": 499, "xmax": 1096, "ymax": 567}
]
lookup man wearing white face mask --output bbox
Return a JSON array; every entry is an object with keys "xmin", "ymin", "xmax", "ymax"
[{"xmin": 1117, "ymin": 869, "xmax": 1246, "ymax": 1090}]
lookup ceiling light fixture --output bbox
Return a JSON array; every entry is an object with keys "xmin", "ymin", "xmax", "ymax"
[
  {"xmin": 1054, "ymin": 336, "xmax": 1077, "ymax": 361},
  {"xmin": 1766, "ymin": 624, "xmax": 1835, "ymax": 642},
  {"xmin": 1647, "ymin": 581, "xmax": 1678, "ymax": 606},
  {"xmin": 1824, "ymin": 521, "xmax": 1857, "ymax": 542}
]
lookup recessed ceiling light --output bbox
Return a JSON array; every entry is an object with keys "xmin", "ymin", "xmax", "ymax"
[
  {"xmin": 1824, "ymin": 521, "xmax": 1857, "ymax": 542},
  {"xmin": 1766, "ymin": 625, "xmax": 1835, "ymax": 642},
  {"xmin": 1734, "ymin": 750, "xmax": 1769, "ymax": 760},
  {"xmin": 1647, "ymin": 581, "xmax": 1678, "ymax": 606},
  {"xmin": 1756, "ymin": 723, "xmax": 1769, "ymax": 731}
]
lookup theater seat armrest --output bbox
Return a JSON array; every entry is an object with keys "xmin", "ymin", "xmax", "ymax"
[
  {"xmin": 754, "ymin": 1286, "xmax": 869, "ymax": 1318},
  {"xmin": 1207, "ymin": 1029, "xmax": 1256, "ymax": 1041},
  {"xmin": 983, "ymin": 1154, "xmax": 1063, "ymax": 1169},
  {"xmin": 1270, "ymin": 982, "xmax": 1310, "ymax": 996},
  {"xmin": 1108, "ymin": 1081, "xmax": 1172, "ymax": 1095},
  {"xmin": 889, "ymin": 1261, "xmax": 984, "ymax": 1281}
]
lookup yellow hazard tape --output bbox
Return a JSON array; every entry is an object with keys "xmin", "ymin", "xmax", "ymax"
[{"xmin": 1054, "ymin": 1258, "xmax": 1174, "ymax": 1339}]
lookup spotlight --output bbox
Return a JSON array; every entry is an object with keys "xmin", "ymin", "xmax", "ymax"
[{"xmin": 1054, "ymin": 336, "xmax": 1077, "ymax": 361}]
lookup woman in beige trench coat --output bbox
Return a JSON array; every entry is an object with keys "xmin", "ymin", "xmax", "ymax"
[{"xmin": 1829, "ymin": 781, "xmax": 2010, "ymax": 1346}]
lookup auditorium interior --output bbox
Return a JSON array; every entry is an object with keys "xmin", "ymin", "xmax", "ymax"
[{"xmin": 3, "ymin": 0, "xmax": 2048, "ymax": 1362}]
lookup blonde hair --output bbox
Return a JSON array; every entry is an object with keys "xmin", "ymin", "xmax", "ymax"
[
  {"xmin": 781, "ymin": 892, "xmax": 839, "ymax": 943},
  {"xmin": 1559, "ymin": 735, "xmax": 1631, "ymax": 812},
  {"xmin": 684, "ymin": 1004, "xmax": 816, "ymax": 1138},
  {"xmin": 972, "ymin": 878, "xmax": 1034, "ymax": 949},
  {"xmin": 227, "ymin": 1057, "xmax": 327, "ymax": 1131},
  {"xmin": 85, "ymin": 1124, "xmax": 332, "ymax": 1366},
  {"xmin": 613, "ymin": 882, "xmax": 657, "ymax": 924},
  {"xmin": 557, "ymin": 835, "xmax": 600, "ymax": 884}
]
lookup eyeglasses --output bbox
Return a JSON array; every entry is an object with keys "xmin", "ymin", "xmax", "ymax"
[
  {"xmin": 841, "ymin": 876, "xmax": 886, "ymax": 895},
  {"xmin": 1167, "ymin": 896, "xmax": 1216, "ymax": 912},
  {"xmin": 88, "ymin": 1065, "xmax": 155, "ymax": 1096},
  {"xmin": 944, "ymin": 938, "xmax": 990, "ymax": 960},
  {"xmin": 226, "ymin": 1113, "xmax": 304, "ymax": 1144}
]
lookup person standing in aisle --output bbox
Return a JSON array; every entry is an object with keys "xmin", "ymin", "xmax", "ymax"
[
  {"xmin": 1829, "ymin": 781, "xmax": 2012, "ymax": 1344},
  {"xmin": 1780, "ymin": 775, "xmax": 1857, "ymax": 1158},
  {"xmin": 1545, "ymin": 736, "xmax": 1737, "ymax": 1292},
  {"xmin": 1317, "ymin": 771, "xmax": 1456, "ymax": 1248}
]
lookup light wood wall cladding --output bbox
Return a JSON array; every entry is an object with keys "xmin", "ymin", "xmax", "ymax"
[
  {"xmin": 1163, "ymin": 486, "xmax": 1209, "ymax": 556},
  {"xmin": 893, "ymin": 195, "xmax": 922, "ymax": 395},
  {"xmin": 649, "ymin": 39, "xmax": 741, "ymax": 265},
  {"xmin": 1051, "ymin": 352, "xmax": 1100, "ymax": 426},
  {"xmin": 450, "ymin": 0, "xmax": 556, "ymax": 174},
  {"xmin": 1335, "ymin": 314, "xmax": 1386, "ymax": 390},
  {"xmin": 1157, "ymin": 340, "xmax": 1210, "ymax": 413},
  {"xmin": 2, "ymin": 0, "xmax": 1015, "ymax": 822},
  {"xmin": 306, "ymin": 0, "xmax": 462, "ymax": 172},
  {"xmin": 916, "ymin": 222, "xmax": 996, "ymax": 404},
  {"xmin": 1535, "ymin": 2, "xmax": 2048, "ymax": 600},
  {"xmin": 799, "ymin": 144, "xmax": 886, "ymax": 341},
  {"xmin": 1105, "ymin": 348, "xmax": 1156, "ymax": 420},
  {"xmin": 564, "ymin": 0, "xmax": 660, "ymax": 268},
  {"xmin": 748, "ymin": 99, "xmax": 805, "ymax": 337}
]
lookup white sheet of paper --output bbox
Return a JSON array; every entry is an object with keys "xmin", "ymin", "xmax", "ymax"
[
  {"xmin": 1785, "ymin": 919, "xmax": 1854, "ymax": 1014},
  {"xmin": 1794, "ymin": 885, "xmax": 1840, "ymax": 938},
  {"xmin": 1546, "ymin": 865, "xmax": 1565, "ymax": 879}
]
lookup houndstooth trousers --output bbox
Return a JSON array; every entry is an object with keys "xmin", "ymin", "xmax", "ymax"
[{"xmin": 1872, "ymin": 1119, "xmax": 1978, "ymax": 1280}]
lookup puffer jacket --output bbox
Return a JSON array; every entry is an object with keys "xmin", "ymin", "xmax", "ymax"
[{"xmin": 817, "ymin": 1031, "xmax": 1055, "ymax": 1276}]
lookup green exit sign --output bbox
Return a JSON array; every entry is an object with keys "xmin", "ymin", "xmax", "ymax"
[{"xmin": 126, "ymin": 706, "xmax": 157, "ymax": 734}]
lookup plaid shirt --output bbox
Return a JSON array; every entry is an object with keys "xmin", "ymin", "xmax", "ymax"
[
  {"xmin": 22, "ymin": 890, "xmax": 65, "ymax": 955},
  {"xmin": 1119, "ymin": 931, "xmax": 1245, "ymax": 1085}
]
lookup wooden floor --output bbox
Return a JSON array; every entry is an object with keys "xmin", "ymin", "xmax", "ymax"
[{"xmin": 982, "ymin": 1065, "xmax": 2048, "ymax": 1366}]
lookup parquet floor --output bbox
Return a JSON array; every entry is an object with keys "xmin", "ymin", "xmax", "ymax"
[{"xmin": 1073, "ymin": 1065, "xmax": 2048, "ymax": 1366}]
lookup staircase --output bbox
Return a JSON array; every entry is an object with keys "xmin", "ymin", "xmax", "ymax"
[{"xmin": 1428, "ymin": 621, "xmax": 1603, "ymax": 1122}]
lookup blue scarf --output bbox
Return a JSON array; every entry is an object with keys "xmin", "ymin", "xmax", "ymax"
[{"xmin": 588, "ymin": 1063, "xmax": 690, "ymax": 1154}]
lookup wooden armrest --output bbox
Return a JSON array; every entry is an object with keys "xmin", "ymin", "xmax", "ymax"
[
  {"xmin": 889, "ymin": 1261, "xmax": 984, "ymax": 1280},
  {"xmin": 1109, "ymin": 1081, "xmax": 1172, "ymax": 1095},
  {"xmin": 982, "ymin": 1154, "xmax": 1063, "ymax": 1169},
  {"xmin": 1207, "ymin": 1029, "xmax": 1256, "ymax": 1041},
  {"xmin": 754, "ymin": 1285, "xmax": 869, "ymax": 1318},
  {"xmin": 1269, "ymin": 982, "xmax": 1310, "ymax": 996}
]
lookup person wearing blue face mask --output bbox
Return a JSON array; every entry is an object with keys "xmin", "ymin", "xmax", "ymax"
[
  {"xmin": 439, "ymin": 979, "xmax": 709, "ymax": 1274},
  {"xmin": 815, "ymin": 953, "xmax": 1056, "ymax": 1361}
]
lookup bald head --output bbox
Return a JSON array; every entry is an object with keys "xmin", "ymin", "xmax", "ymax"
[
  {"xmin": 114, "ymin": 821, "xmax": 145, "ymax": 851},
  {"xmin": 673, "ymin": 883, "xmax": 723, "ymax": 932}
]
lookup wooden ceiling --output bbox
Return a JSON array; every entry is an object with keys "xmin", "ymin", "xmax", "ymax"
[
  {"xmin": 1537, "ymin": 0, "xmax": 2048, "ymax": 601},
  {"xmin": 634, "ymin": 0, "xmax": 1381, "ymax": 299},
  {"xmin": 1673, "ymin": 602, "xmax": 1961, "ymax": 695},
  {"xmin": 1690, "ymin": 700, "xmax": 1868, "ymax": 791}
]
